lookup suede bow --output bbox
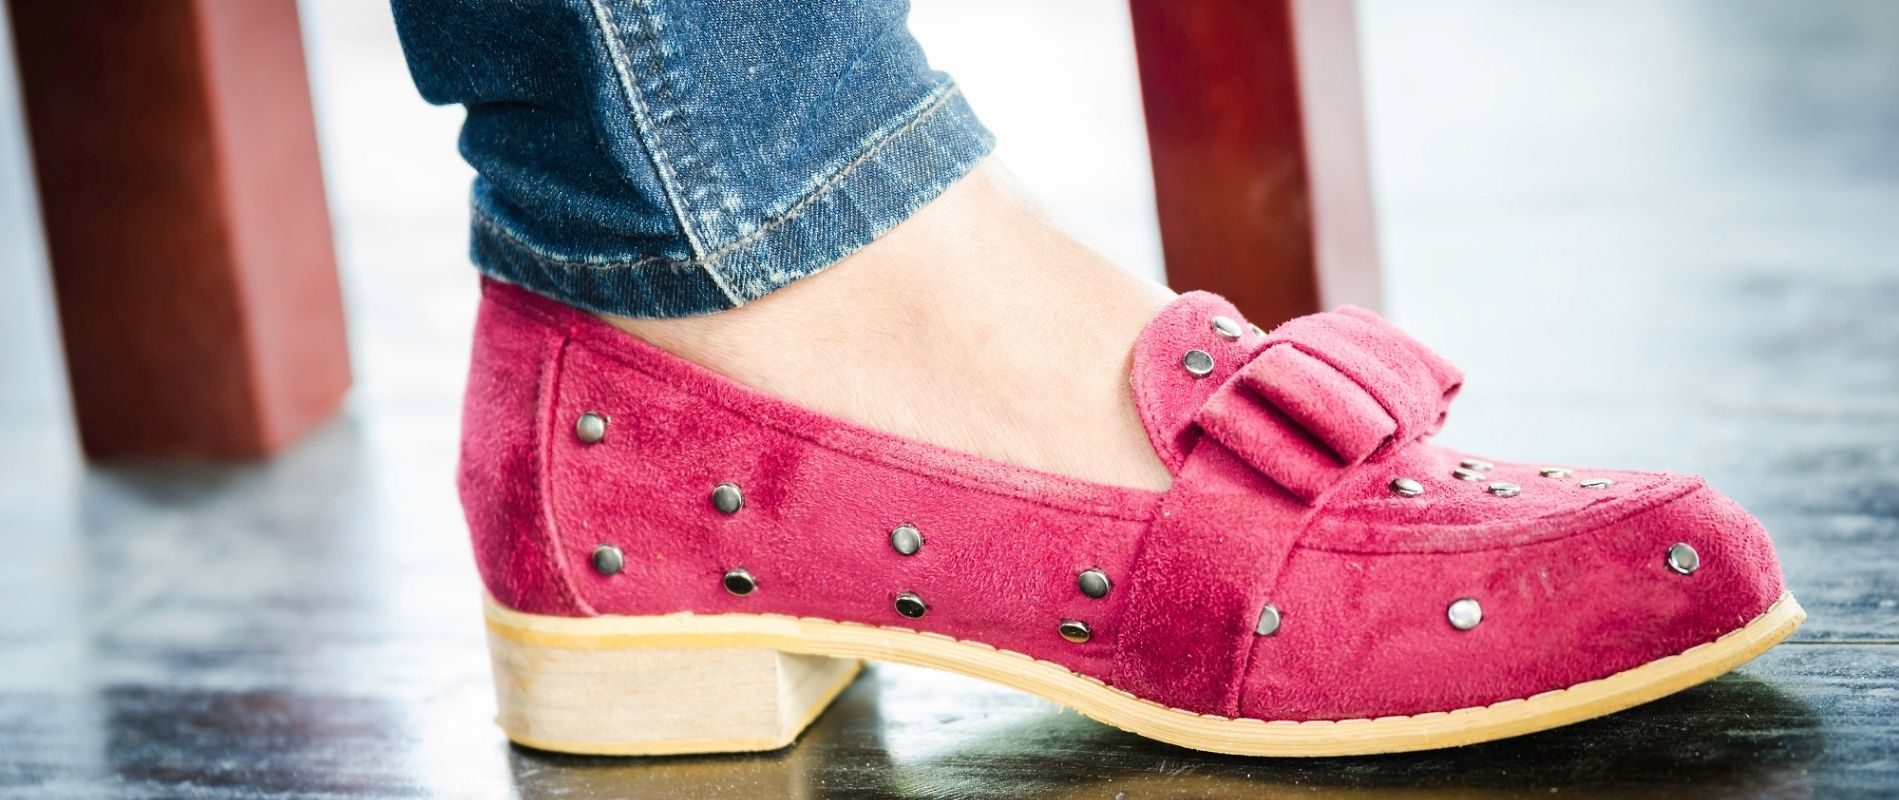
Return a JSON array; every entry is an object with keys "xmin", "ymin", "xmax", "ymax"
[{"xmin": 1193, "ymin": 307, "xmax": 1463, "ymax": 504}]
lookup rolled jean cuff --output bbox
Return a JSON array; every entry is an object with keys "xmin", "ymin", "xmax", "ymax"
[{"xmin": 468, "ymin": 83, "xmax": 995, "ymax": 319}]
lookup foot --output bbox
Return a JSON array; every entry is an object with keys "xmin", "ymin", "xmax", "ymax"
[
  {"xmin": 606, "ymin": 160, "xmax": 1177, "ymax": 491},
  {"xmin": 465, "ymin": 276, "xmax": 1799, "ymax": 756}
]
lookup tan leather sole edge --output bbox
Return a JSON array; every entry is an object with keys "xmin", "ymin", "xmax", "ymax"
[{"xmin": 483, "ymin": 591, "xmax": 1802, "ymax": 757}]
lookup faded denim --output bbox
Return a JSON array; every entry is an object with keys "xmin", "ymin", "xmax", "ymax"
[{"xmin": 391, "ymin": 0, "xmax": 995, "ymax": 318}]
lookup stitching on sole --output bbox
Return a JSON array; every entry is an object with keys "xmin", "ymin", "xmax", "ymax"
[{"xmin": 486, "ymin": 592, "xmax": 1800, "ymax": 727}]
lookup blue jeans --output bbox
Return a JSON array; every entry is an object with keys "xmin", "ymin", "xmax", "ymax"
[{"xmin": 390, "ymin": 0, "xmax": 994, "ymax": 318}]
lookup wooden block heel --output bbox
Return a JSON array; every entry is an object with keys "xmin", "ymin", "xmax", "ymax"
[{"xmin": 484, "ymin": 608, "xmax": 863, "ymax": 756}]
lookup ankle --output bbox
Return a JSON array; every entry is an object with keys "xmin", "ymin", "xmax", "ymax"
[{"xmin": 605, "ymin": 161, "xmax": 1175, "ymax": 490}]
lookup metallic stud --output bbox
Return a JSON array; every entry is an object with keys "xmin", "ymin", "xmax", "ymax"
[
  {"xmin": 723, "ymin": 568, "xmax": 756, "ymax": 596},
  {"xmin": 1580, "ymin": 478, "xmax": 1614, "ymax": 490},
  {"xmin": 575, "ymin": 412, "xmax": 608, "ymax": 444},
  {"xmin": 1058, "ymin": 619, "xmax": 1093, "ymax": 644},
  {"xmin": 1078, "ymin": 569, "xmax": 1112, "ymax": 599},
  {"xmin": 1183, "ymin": 349, "xmax": 1215, "ymax": 377},
  {"xmin": 1210, "ymin": 316, "xmax": 1244, "ymax": 341},
  {"xmin": 1487, "ymin": 481, "xmax": 1522, "ymax": 498},
  {"xmin": 590, "ymin": 544, "xmax": 624, "ymax": 576},
  {"xmin": 1452, "ymin": 467, "xmax": 1486, "ymax": 482},
  {"xmin": 894, "ymin": 592, "xmax": 928, "ymax": 619},
  {"xmin": 1666, "ymin": 542, "xmax": 1701, "ymax": 575},
  {"xmin": 1249, "ymin": 323, "xmax": 1267, "ymax": 337},
  {"xmin": 711, "ymin": 482, "xmax": 744, "ymax": 514},
  {"xmin": 1447, "ymin": 597, "xmax": 1483, "ymax": 630},
  {"xmin": 1389, "ymin": 477, "xmax": 1425, "ymax": 497},
  {"xmin": 890, "ymin": 524, "xmax": 923, "ymax": 556},
  {"xmin": 1460, "ymin": 458, "xmax": 1495, "ymax": 471},
  {"xmin": 1255, "ymin": 603, "xmax": 1283, "ymax": 636},
  {"xmin": 1539, "ymin": 467, "xmax": 1572, "ymax": 479}
]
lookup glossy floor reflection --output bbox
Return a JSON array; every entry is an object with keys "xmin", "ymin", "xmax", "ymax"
[{"xmin": 3, "ymin": 0, "xmax": 1898, "ymax": 798}]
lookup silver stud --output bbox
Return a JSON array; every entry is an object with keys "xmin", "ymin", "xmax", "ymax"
[
  {"xmin": 1058, "ymin": 619, "xmax": 1093, "ymax": 643},
  {"xmin": 1539, "ymin": 467, "xmax": 1572, "ymax": 479},
  {"xmin": 590, "ymin": 544, "xmax": 623, "ymax": 576},
  {"xmin": 723, "ymin": 568, "xmax": 756, "ymax": 595},
  {"xmin": 1487, "ymin": 481, "xmax": 1521, "ymax": 498},
  {"xmin": 894, "ymin": 591, "xmax": 927, "ymax": 619},
  {"xmin": 1580, "ymin": 477, "xmax": 1614, "ymax": 490},
  {"xmin": 1182, "ymin": 349, "xmax": 1215, "ymax": 377},
  {"xmin": 711, "ymin": 482, "xmax": 744, "ymax": 514},
  {"xmin": 890, "ymin": 524, "xmax": 923, "ymax": 556},
  {"xmin": 1460, "ymin": 458, "xmax": 1495, "ymax": 471},
  {"xmin": 1666, "ymin": 542, "xmax": 1701, "ymax": 575},
  {"xmin": 1249, "ymin": 323, "xmax": 1267, "ymax": 337},
  {"xmin": 1210, "ymin": 316, "xmax": 1243, "ymax": 341},
  {"xmin": 1389, "ymin": 477, "xmax": 1425, "ymax": 497},
  {"xmin": 1452, "ymin": 467, "xmax": 1486, "ymax": 482},
  {"xmin": 1447, "ymin": 598, "xmax": 1483, "ymax": 630},
  {"xmin": 575, "ymin": 412, "xmax": 607, "ymax": 444},
  {"xmin": 1255, "ymin": 603, "xmax": 1282, "ymax": 636},
  {"xmin": 1078, "ymin": 569, "xmax": 1111, "ymax": 599}
]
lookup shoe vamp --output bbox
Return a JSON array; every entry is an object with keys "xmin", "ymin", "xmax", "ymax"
[{"xmin": 1303, "ymin": 441, "xmax": 1698, "ymax": 554}]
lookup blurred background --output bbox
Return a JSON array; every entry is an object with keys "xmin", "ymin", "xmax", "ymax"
[{"xmin": 1, "ymin": 1, "xmax": 1895, "ymax": 798}]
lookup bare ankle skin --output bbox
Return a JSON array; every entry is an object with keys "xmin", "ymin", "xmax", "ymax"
[{"xmin": 606, "ymin": 159, "xmax": 1177, "ymax": 491}]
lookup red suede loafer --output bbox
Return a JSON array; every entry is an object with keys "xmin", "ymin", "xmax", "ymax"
[{"xmin": 466, "ymin": 279, "xmax": 1801, "ymax": 756}]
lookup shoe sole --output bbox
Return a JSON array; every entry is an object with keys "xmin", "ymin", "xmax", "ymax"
[{"xmin": 482, "ymin": 591, "xmax": 1802, "ymax": 757}]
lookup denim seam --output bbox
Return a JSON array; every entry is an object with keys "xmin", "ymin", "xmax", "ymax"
[
  {"xmin": 624, "ymin": 0, "xmax": 719, "ymax": 243},
  {"xmin": 469, "ymin": 82, "xmax": 965, "ymax": 277},
  {"xmin": 582, "ymin": 0, "xmax": 741, "ymax": 303}
]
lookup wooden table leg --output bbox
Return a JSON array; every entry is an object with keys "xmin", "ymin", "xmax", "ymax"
[
  {"xmin": 1129, "ymin": 0, "xmax": 1382, "ymax": 328},
  {"xmin": 8, "ymin": 0, "xmax": 351, "ymax": 459}
]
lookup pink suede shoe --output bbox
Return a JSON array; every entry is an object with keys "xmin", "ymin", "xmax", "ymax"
[{"xmin": 466, "ymin": 279, "xmax": 1801, "ymax": 757}]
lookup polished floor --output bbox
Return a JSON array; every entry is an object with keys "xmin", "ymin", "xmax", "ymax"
[{"xmin": 2, "ymin": 1, "xmax": 1897, "ymax": 798}]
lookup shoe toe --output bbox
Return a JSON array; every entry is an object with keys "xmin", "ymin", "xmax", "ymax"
[{"xmin": 1237, "ymin": 471, "xmax": 1787, "ymax": 721}]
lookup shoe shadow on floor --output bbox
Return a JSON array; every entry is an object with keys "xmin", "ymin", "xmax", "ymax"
[{"xmin": 503, "ymin": 662, "xmax": 1823, "ymax": 800}]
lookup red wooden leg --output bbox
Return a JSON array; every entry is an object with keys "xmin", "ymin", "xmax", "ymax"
[
  {"xmin": 1128, "ymin": 0, "xmax": 1381, "ymax": 327},
  {"xmin": 8, "ymin": 0, "xmax": 351, "ymax": 459}
]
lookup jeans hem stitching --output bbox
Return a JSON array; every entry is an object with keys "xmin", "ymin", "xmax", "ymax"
[{"xmin": 469, "ymin": 83, "xmax": 967, "ymax": 278}]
